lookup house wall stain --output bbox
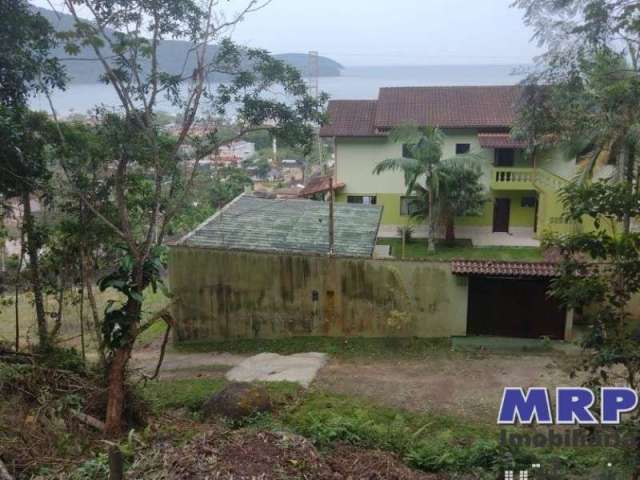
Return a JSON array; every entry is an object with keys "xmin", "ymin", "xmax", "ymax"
[{"xmin": 169, "ymin": 247, "xmax": 469, "ymax": 341}]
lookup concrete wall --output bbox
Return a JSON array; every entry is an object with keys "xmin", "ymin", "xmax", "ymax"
[{"xmin": 169, "ymin": 246, "xmax": 469, "ymax": 341}]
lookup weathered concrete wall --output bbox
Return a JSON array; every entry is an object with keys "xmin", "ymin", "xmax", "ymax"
[{"xmin": 169, "ymin": 247, "xmax": 468, "ymax": 341}]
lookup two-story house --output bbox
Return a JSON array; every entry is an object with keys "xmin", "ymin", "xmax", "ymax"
[{"xmin": 319, "ymin": 86, "xmax": 577, "ymax": 245}]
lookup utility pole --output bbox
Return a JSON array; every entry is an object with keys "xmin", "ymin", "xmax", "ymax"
[
  {"xmin": 308, "ymin": 51, "xmax": 323, "ymax": 168},
  {"xmin": 272, "ymin": 135, "xmax": 278, "ymax": 167},
  {"xmin": 328, "ymin": 177, "xmax": 335, "ymax": 256}
]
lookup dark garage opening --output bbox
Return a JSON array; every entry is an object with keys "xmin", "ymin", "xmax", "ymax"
[{"xmin": 467, "ymin": 276, "xmax": 566, "ymax": 339}]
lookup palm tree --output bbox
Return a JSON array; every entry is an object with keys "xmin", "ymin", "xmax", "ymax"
[
  {"xmin": 373, "ymin": 125, "xmax": 444, "ymax": 250},
  {"xmin": 410, "ymin": 159, "xmax": 486, "ymax": 243},
  {"xmin": 374, "ymin": 125, "xmax": 485, "ymax": 248}
]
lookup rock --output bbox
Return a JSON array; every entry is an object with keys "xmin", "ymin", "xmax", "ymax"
[{"xmin": 202, "ymin": 382, "xmax": 271, "ymax": 421}]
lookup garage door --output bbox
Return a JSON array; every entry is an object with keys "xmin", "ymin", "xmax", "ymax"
[{"xmin": 467, "ymin": 277, "xmax": 566, "ymax": 339}]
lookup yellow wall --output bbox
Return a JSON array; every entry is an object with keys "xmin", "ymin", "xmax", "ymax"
[{"xmin": 333, "ymin": 130, "xmax": 576, "ymax": 235}]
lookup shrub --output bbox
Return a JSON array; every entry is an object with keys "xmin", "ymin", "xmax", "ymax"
[
  {"xmin": 41, "ymin": 347, "xmax": 86, "ymax": 373},
  {"xmin": 67, "ymin": 454, "xmax": 109, "ymax": 480},
  {"xmin": 397, "ymin": 225, "xmax": 415, "ymax": 244}
]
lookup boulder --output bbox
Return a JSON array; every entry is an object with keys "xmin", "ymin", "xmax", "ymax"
[{"xmin": 202, "ymin": 382, "xmax": 271, "ymax": 421}]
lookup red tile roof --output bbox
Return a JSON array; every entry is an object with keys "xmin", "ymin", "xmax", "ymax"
[
  {"xmin": 375, "ymin": 86, "xmax": 523, "ymax": 129},
  {"xmin": 319, "ymin": 100, "xmax": 379, "ymax": 137},
  {"xmin": 478, "ymin": 133, "xmax": 528, "ymax": 149},
  {"xmin": 299, "ymin": 176, "xmax": 345, "ymax": 197},
  {"xmin": 451, "ymin": 260, "xmax": 558, "ymax": 277},
  {"xmin": 320, "ymin": 86, "xmax": 525, "ymax": 137}
]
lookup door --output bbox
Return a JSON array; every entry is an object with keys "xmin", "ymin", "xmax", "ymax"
[
  {"xmin": 493, "ymin": 198, "xmax": 510, "ymax": 233},
  {"xmin": 467, "ymin": 277, "xmax": 566, "ymax": 339}
]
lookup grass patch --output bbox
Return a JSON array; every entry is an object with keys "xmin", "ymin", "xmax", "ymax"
[
  {"xmin": 139, "ymin": 378, "xmax": 227, "ymax": 412},
  {"xmin": 135, "ymin": 319, "xmax": 168, "ymax": 347},
  {"xmin": 138, "ymin": 378, "xmax": 301, "ymax": 414},
  {"xmin": 281, "ymin": 390, "xmax": 625, "ymax": 476},
  {"xmin": 175, "ymin": 336, "xmax": 450, "ymax": 358},
  {"xmin": 377, "ymin": 239, "xmax": 543, "ymax": 261}
]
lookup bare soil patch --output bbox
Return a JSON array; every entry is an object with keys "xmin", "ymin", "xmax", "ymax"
[
  {"xmin": 315, "ymin": 353, "xmax": 573, "ymax": 421},
  {"xmin": 133, "ymin": 343, "xmax": 576, "ymax": 422},
  {"xmin": 130, "ymin": 349, "xmax": 247, "ymax": 380}
]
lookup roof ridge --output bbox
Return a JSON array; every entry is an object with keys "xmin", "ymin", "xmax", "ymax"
[{"xmin": 379, "ymin": 85, "xmax": 521, "ymax": 90}]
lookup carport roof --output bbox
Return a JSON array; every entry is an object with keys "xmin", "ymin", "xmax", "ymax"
[
  {"xmin": 176, "ymin": 193, "xmax": 382, "ymax": 258},
  {"xmin": 451, "ymin": 260, "xmax": 558, "ymax": 277}
]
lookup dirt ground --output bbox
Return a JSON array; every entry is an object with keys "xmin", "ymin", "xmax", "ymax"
[
  {"xmin": 314, "ymin": 353, "xmax": 573, "ymax": 421},
  {"xmin": 132, "ymin": 346, "xmax": 575, "ymax": 422}
]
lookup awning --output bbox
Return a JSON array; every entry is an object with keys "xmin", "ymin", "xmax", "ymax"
[
  {"xmin": 451, "ymin": 260, "xmax": 558, "ymax": 278},
  {"xmin": 299, "ymin": 176, "xmax": 345, "ymax": 197},
  {"xmin": 478, "ymin": 133, "xmax": 528, "ymax": 149}
]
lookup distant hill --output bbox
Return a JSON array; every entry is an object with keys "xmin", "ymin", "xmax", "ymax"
[{"xmin": 35, "ymin": 7, "xmax": 343, "ymax": 84}]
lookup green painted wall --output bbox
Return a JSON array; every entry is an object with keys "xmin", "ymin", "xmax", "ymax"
[
  {"xmin": 169, "ymin": 247, "xmax": 469, "ymax": 340},
  {"xmin": 335, "ymin": 192, "xmax": 412, "ymax": 226},
  {"xmin": 334, "ymin": 130, "xmax": 578, "ymax": 234},
  {"xmin": 336, "ymin": 137, "xmax": 406, "ymax": 194}
]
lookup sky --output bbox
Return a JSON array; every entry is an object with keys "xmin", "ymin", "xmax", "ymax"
[{"xmin": 31, "ymin": 0, "xmax": 541, "ymax": 66}]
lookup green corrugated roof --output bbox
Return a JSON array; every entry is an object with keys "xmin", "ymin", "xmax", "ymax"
[{"xmin": 178, "ymin": 194, "xmax": 382, "ymax": 258}]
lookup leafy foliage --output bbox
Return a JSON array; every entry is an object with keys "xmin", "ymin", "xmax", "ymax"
[
  {"xmin": 513, "ymin": 0, "xmax": 640, "ymax": 181},
  {"xmin": 0, "ymin": 0, "xmax": 65, "ymax": 108},
  {"xmin": 543, "ymin": 180, "xmax": 640, "ymax": 472},
  {"xmin": 98, "ymin": 247, "xmax": 166, "ymax": 350}
]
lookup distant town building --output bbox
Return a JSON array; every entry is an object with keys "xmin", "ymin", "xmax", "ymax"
[
  {"xmin": 281, "ymin": 159, "xmax": 304, "ymax": 182},
  {"xmin": 217, "ymin": 140, "xmax": 256, "ymax": 162}
]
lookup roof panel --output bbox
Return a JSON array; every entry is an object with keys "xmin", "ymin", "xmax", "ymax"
[
  {"xmin": 376, "ymin": 86, "xmax": 523, "ymax": 129},
  {"xmin": 178, "ymin": 194, "xmax": 382, "ymax": 258},
  {"xmin": 451, "ymin": 260, "xmax": 558, "ymax": 277},
  {"xmin": 319, "ymin": 100, "xmax": 379, "ymax": 137}
]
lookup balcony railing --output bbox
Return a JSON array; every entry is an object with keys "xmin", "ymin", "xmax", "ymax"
[{"xmin": 491, "ymin": 167, "xmax": 536, "ymax": 190}]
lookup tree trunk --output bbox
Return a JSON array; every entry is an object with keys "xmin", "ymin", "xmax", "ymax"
[
  {"xmin": 427, "ymin": 186, "xmax": 435, "ymax": 252},
  {"xmin": 444, "ymin": 216, "xmax": 455, "ymax": 244},
  {"xmin": 82, "ymin": 249, "xmax": 105, "ymax": 366},
  {"xmin": 105, "ymin": 345, "xmax": 131, "ymax": 437},
  {"xmin": 14, "ymin": 229, "xmax": 25, "ymax": 352},
  {"xmin": 622, "ymin": 143, "xmax": 632, "ymax": 234},
  {"xmin": 104, "ymin": 289, "xmax": 142, "ymax": 436},
  {"xmin": 21, "ymin": 192, "xmax": 48, "ymax": 351},
  {"xmin": 50, "ymin": 282, "xmax": 64, "ymax": 339}
]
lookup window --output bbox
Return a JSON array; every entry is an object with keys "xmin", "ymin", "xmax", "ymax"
[
  {"xmin": 521, "ymin": 196, "xmax": 537, "ymax": 208},
  {"xmin": 495, "ymin": 148, "xmax": 515, "ymax": 167},
  {"xmin": 347, "ymin": 195, "xmax": 377, "ymax": 205},
  {"xmin": 455, "ymin": 143, "xmax": 471, "ymax": 155},
  {"xmin": 400, "ymin": 196, "xmax": 420, "ymax": 216},
  {"xmin": 402, "ymin": 144, "xmax": 415, "ymax": 158}
]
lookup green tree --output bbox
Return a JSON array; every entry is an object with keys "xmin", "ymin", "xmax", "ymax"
[
  {"xmin": 210, "ymin": 167, "xmax": 253, "ymax": 207},
  {"xmin": 0, "ymin": 0, "xmax": 66, "ymax": 352},
  {"xmin": 544, "ymin": 181, "xmax": 640, "ymax": 476},
  {"xmin": 51, "ymin": 0, "xmax": 324, "ymax": 436},
  {"xmin": 373, "ymin": 126, "xmax": 481, "ymax": 249},
  {"xmin": 512, "ymin": 1, "xmax": 640, "ymax": 475},
  {"xmin": 0, "ymin": 0, "xmax": 65, "ymax": 108},
  {"xmin": 0, "ymin": 110, "xmax": 61, "ymax": 351},
  {"xmin": 514, "ymin": 0, "xmax": 640, "ymax": 231},
  {"xmin": 373, "ymin": 126, "xmax": 443, "ymax": 250},
  {"xmin": 254, "ymin": 158, "xmax": 271, "ymax": 179},
  {"xmin": 410, "ymin": 160, "xmax": 486, "ymax": 243}
]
